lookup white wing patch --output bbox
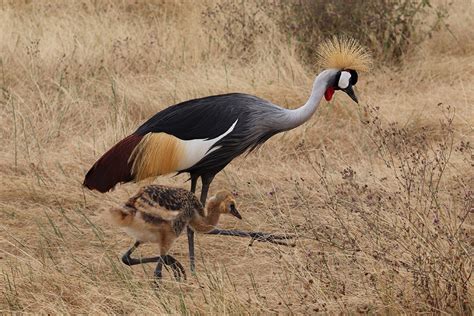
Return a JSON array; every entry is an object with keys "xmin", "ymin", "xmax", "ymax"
[
  {"xmin": 177, "ymin": 119, "xmax": 238, "ymax": 170},
  {"xmin": 338, "ymin": 71, "xmax": 351, "ymax": 89}
]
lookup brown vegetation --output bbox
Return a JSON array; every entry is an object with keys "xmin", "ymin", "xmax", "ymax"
[{"xmin": 0, "ymin": 0, "xmax": 472, "ymax": 313}]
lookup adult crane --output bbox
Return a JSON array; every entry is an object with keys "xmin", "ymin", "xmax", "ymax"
[{"xmin": 83, "ymin": 37, "xmax": 371, "ymax": 271}]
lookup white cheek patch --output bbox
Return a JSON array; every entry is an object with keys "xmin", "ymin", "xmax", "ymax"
[{"xmin": 338, "ymin": 71, "xmax": 351, "ymax": 89}]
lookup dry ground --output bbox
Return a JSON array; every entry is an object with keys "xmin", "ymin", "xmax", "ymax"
[{"xmin": 0, "ymin": 1, "xmax": 473, "ymax": 314}]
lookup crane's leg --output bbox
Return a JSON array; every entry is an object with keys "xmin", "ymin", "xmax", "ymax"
[
  {"xmin": 187, "ymin": 174, "xmax": 215, "ymax": 272},
  {"xmin": 199, "ymin": 174, "xmax": 214, "ymax": 204},
  {"xmin": 187, "ymin": 175, "xmax": 198, "ymax": 272}
]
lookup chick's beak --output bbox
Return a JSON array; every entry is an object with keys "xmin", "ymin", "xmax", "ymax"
[
  {"xmin": 343, "ymin": 85, "xmax": 359, "ymax": 104},
  {"xmin": 229, "ymin": 204, "xmax": 242, "ymax": 220}
]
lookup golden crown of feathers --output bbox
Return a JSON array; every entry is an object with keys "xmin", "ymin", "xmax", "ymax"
[{"xmin": 317, "ymin": 36, "xmax": 372, "ymax": 72}]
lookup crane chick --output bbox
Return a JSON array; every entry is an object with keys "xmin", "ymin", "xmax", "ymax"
[{"xmin": 108, "ymin": 185, "xmax": 241, "ymax": 280}]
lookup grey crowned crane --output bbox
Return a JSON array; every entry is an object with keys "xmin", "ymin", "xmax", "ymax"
[{"xmin": 83, "ymin": 37, "xmax": 371, "ymax": 271}]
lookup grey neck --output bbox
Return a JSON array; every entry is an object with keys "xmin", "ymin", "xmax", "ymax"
[{"xmin": 279, "ymin": 69, "xmax": 337, "ymax": 130}]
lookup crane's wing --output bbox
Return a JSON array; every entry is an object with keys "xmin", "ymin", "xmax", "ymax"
[
  {"xmin": 134, "ymin": 93, "xmax": 248, "ymax": 139},
  {"xmin": 83, "ymin": 93, "xmax": 278, "ymax": 192}
]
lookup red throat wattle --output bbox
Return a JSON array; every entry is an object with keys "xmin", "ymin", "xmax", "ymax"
[{"xmin": 325, "ymin": 87, "xmax": 335, "ymax": 101}]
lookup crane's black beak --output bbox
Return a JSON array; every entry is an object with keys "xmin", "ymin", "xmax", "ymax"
[
  {"xmin": 229, "ymin": 204, "xmax": 242, "ymax": 219},
  {"xmin": 343, "ymin": 86, "xmax": 359, "ymax": 104}
]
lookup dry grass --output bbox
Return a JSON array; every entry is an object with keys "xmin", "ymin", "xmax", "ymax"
[{"xmin": 1, "ymin": 0, "xmax": 473, "ymax": 314}]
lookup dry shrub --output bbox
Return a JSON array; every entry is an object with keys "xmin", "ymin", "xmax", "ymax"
[
  {"xmin": 204, "ymin": 0, "xmax": 450, "ymax": 63},
  {"xmin": 287, "ymin": 104, "xmax": 472, "ymax": 313},
  {"xmin": 286, "ymin": 0, "xmax": 451, "ymax": 63}
]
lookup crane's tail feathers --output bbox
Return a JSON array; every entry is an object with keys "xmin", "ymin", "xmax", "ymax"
[{"xmin": 83, "ymin": 134, "xmax": 143, "ymax": 192}]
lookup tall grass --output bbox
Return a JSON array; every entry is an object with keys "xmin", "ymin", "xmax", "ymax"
[{"xmin": 0, "ymin": 0, "xmax": 472, "ymax": 313}]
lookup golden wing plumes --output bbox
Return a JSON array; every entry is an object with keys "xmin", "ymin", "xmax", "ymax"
[{"xmin": 317, "ymin": 36, "xmax": 372, "ymax": 72}]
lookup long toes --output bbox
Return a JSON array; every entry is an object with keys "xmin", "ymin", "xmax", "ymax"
[
  {"xmin": 154, "ymin": 262, "xmax": 164, "ymax": 279},
  {"xmin": 170, "ymin": 263, "xmax": 184, "ymax": 281},
  {"xmin": 273, "ymin": 234, "xmax": 296, "ymax": 240},
  {"xmin": 173, "ymin": 262, "xmax": 186, "ymax": 281},
  {"xmin": 122, "ymin": 254, "xmax": 136, "ymax": 266},
  {"xmin": 275, "ymin": 240, "xmax": 296, "ymax": 246},
  {"xmin": 164, "ymin": 258, "xmax": 186, "ymax": 281},
  {"xmin": 253, "ymin": 232, "xmax": 295, "ymax": 242},
  {"xmin": 152, "ymin": 279, "xmax": 161, "ymax": 290},
  {"xmin": 122, "ymin": 255, "xmax": 131, "ymax": 265},
  {"xmin": 171, "ymin": 266, "xmax": 181, "ymax": 281}
]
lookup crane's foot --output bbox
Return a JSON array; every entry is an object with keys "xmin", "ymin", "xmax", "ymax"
[
  {"xmin": 207, "ymin": 229, "xmax": 296, "ymax": 247},
  {"xmin": 122, "ymin": 241, "xmax": 144, "ymax": 265},
  {"xmin": 154, "ymin": 255, "xmax": 186, "ymax": 281},
  {"xmin": 121, "ymin": 241, "xmax": 186, "ymax": 281},
  {"xmin": 121, "ymin": 241, "xmax": 163, "ymax": 266}
]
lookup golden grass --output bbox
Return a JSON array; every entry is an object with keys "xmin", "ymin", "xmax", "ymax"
[{"xmin": 1, "ymin": 0, "xmax": 473, "ymax": 313}]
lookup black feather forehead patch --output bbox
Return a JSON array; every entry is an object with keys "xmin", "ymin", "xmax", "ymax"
[{"xmin": 348, "ymin": 69, "xmax": 358, "ymax": 85}]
